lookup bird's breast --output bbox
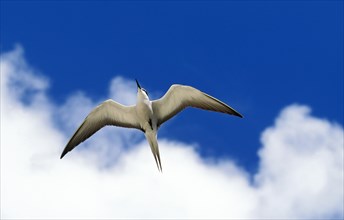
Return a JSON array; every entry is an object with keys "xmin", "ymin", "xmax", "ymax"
[
  {"xmin": 136, "ymin": 101, "xmax": 156, "ymax": 131},
  {"xmin": 136, "ymin": 101, "xmax": 153, "ymax": 120}
]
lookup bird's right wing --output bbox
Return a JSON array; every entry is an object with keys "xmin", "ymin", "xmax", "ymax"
[
  {"xmin": 60, "ymin": 99, "xmax": 140, "ymax": 159},
  {"xmin": 152, "ymin": 85, "xmax": 243, "ymax": 127}
]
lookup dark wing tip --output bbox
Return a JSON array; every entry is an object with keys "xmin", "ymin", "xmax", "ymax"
[
  {"xmin": 201, "ymin": 92, "xmax": 244, "ymax": 119},
  {"xmin": 60, "ymin": 148, "xmax": 69, "ymax": 159},
  {"xmin": 229, "ymin": 107, "xmax": 243, "ymax": 118},
  {"xmin": 234, "ymin": 111, "xmax": 244, "ymax": 118}
]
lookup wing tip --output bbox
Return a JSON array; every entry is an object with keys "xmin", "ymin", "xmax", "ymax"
[
  {"xmin": 60, "ymin": 149, "xmax": 68, "ymax": 159},
  {"xmin": 235, "ymin": 112, "xmax": 244, "ymax": 118}
]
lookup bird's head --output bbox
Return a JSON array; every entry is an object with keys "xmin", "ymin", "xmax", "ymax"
[{"xmin": 136, "ymin": 79, "xmax": 149, "ymax": 100}]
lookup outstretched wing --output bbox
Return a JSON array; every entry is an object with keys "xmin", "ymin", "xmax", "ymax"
[
  {"xmin": 152, "ymin": 85, "xmax": 243, "ymax": 127},
  {"xmin": 60, "ymin": 99, "xmax": 140, "ymax": 159}
]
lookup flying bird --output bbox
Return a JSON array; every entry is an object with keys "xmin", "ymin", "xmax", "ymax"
[{"xmin": 60, "ymin": 80, "xmax": 243, "ymax": 171}]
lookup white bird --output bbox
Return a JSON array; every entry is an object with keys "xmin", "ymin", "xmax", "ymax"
[{"xmin": 60, "ymin": 80, "xmax": 243, "ymax": 171}]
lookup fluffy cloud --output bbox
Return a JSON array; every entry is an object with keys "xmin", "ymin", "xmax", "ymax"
[
  {"xmin": 254, "ymin": 105, "xmax": 343, "ymax": 218},
  {"xmin": 1, "ymin": 46, "xmax": 343, "ymax": 219}
]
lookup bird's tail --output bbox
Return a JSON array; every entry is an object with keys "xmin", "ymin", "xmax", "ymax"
[{"xmin": 145, "ymin": 131, "xmax": 162, "ymax": 172}]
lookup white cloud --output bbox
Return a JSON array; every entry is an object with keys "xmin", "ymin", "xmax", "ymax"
[
  {"xmin": 254, "ymin": 105, "xmax": 344, "ymax": 218},
  {"xmin": 109, "ymin": 76, "xmax": 137, "ymax": 106},
  {"xmin": 1, "ymin": 46, "xmax": 343, "ymax": 219}
]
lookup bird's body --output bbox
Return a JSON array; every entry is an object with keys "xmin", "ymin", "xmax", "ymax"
[{"xmin": 60, "ymin": 80, "xmax": 243, "ymax": 171}]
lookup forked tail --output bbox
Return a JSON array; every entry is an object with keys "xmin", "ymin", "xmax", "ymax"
[{"xmin": 145, "ymin": 131, "xmax": 162, "ymax": 172}]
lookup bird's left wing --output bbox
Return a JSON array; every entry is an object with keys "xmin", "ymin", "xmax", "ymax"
[
  {"xmin": 60, "ymin": 99, "xmax": 140, "ymax": 159},
  {"xmin": 152, "ymin": 85, "xmax": 243, "ymax": 127}
]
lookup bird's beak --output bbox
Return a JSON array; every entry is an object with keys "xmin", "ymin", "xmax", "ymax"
[{"xmin": 135, "ymin": 79, "xmax": 141, "ymax": 90}]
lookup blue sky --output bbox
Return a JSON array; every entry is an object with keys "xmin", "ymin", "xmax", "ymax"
[
  {"xmin": 1, "ymin": 1, "xmax": 343, "ymax": 173},
  {"xmin": 1, "ymin": 1, "xmax": 343, "ymax": 219}
]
